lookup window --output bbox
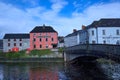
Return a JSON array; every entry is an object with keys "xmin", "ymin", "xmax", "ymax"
[
  {"xmin": 92, "ymin": 30, "xmax": 94, "ymax": 36},
  {"xmin": 20, "ymin": 43, "xmax": 22, "ymax": 46},
  {"xmin": 14, "ymin": 39, "xmax": 16, "ymax": 41},
  {"xmin": 8, "ymin": 39, "xmax": 10, "ymax": 41},
  {"xmin": 116, "ymin": 30, "xmax": 119, "ymax": 35},
  {"xmin": 102, "ymin": 30, "xmax": 105, "ymax": 35},
  {"xmin": 34, "ymin": 45, "xmax": 36, "ymax": 48},
  {"xmin": 14, "ymin": 43, "xmax": 16, "ymax": 46},
  {"xmin": 40, "ymin": 45, "xmax": 42, "ymax": 48},
  {"xmin": 46, "ymin": 45, "xmax": 48, "ymax": 48},
  {"xmin": 33, "ymin": 38, "xmax": 36, "ymax": 42},
  {"xmin": 46, "ymin": 38, "xmax": 48, "ymax": 42},
  {"xmin": 20, "ymin": 39, "xmax": 22, "ymax": 41},
  {"xmin": 103, "ymin": 40, "xmax": 106, "ymax": 44},
  {"xmin": 8, "ymin": 43, "xmax": 10, "ymax": 47},
  {"xmin": 92, "ymin": 40, "xmax": 95, "ymax": 44},
  {"xmin": 40, "ymin": 38, "xmax": 42, "ymax": 42},
  {"xmin": 51, "ymin": 38, "xmax": 54, "ymax": 42}
]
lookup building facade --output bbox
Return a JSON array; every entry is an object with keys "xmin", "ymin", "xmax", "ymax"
[
  {"xmin": 64, "ymin": 18, "xmax": 120, "ymax": 47},
  {"xmin": 3, "ymin": 34, "xmax": 30, "ymax": 52},
  {"xmin": 58, "ymin": 36, "xmax": 64, "ymax": 48},
  {"xmin": 88, "ymin": 18, "xmax": 120, "ymax": 44},
  {"xmin": 0, "ymin": 40, "xmax": 3, "ymax": 52},
  {"xmin": 30, "ymin": 25, "xmax": 58, "ymax": 50},
  {"xmin": 64, "ymin": 30, "xmax": 79, "ymax": 47}
]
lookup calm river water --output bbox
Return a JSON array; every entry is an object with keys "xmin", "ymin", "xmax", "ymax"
[{"xmin": 0, "ymin": 62, "xmax": 119, "ymax": 80}]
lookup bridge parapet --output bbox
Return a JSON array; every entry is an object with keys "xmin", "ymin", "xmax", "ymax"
[{"xmin": 65, "ymin": 44, "xmax": 120, "ymax": 55}]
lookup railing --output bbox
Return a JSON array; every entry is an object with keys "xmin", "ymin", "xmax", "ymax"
[{"xmin": 65, "ymin": 44, "xmax": 120, "ymax": 55}]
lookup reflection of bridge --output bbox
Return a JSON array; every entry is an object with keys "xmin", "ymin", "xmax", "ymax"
[{"xmin": 64, "ymin": 44, "xmax": 120, "ymax": 62}]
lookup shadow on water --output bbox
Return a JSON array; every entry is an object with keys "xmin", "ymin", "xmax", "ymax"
[{"xmin": 64, "ymin": 61, "xmax": 112, "ymax": 80}]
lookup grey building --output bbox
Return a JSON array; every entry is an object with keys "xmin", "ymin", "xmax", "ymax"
[
  {"xmin": 64, "ymin": 30, "xmax": 80, "ymax": 47},
  {"xmin": 58, "ymin": 36, "xmax": 64, "ymax": 48},
  {"xmin": 3, "ymin": 34, "xmax": 30, "ymax": 52},
  {"xmin": 64, "ymin": 28, "xmax": 88, "ymax": 47}
]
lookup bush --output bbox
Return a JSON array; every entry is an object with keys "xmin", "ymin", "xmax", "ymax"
[
  {"xmin": 58, "ymin": 47, "xmax": 64, "ymax": 53},
  {"xmin": 5, "ymin": 52, "xmax": 21, "ymax": 59},
  {"xmin": 30, "ymin": 49, "xmax": 52, "ymax": 57}
]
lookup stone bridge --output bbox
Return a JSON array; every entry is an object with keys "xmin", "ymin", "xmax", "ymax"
[{"xmin": 64, "ymin": 44, "xmax": 120, "ymax": 62}]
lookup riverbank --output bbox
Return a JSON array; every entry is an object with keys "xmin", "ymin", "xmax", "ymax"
[
  {"xmin": 97, "ymin": 58, "xmax": 120, "ymax": 80},
  {"xmin": 0, "ymin": 57, "xmax": 64, "ymax": 63}
]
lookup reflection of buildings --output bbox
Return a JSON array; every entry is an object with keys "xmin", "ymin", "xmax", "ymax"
[
  {"xmin": 0, "ymin": 65, "xmax": 3, "ymax": 80},
  {"xmin": 29, "ymin": 68, "xmax": 58, "ymax": 80},
  {"xmin": 3, "ymin": 65, "xmax": 29, "ymax": 80}
]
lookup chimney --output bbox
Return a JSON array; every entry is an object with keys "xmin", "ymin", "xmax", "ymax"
[
  {"xmin": 73, "ymin": 29, "xmax": 77, "ymax": 33},
  {"xmin": 82, "ymin": 25, "xmax": 86, "ymax": 30},
  {"xmin": 43, "ymin": 24, "xmax": 45, "ymax": 29}
]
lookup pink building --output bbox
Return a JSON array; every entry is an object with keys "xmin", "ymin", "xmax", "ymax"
[{"xmin": 30, "ymin": 25, "xmax": 58, "ymax": 50}]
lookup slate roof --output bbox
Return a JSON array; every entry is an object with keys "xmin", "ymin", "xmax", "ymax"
[
  {"xmin": 58, "ymin": 36, "xmax": 64, "ymax": 43},
  {"xmin": 30, "ymin": 25, "xmax": 57, "ymax": 33},
  {"xmin": 65, "ymin": 30, "xmax": 81, "ymax": 37},
  {"xmin": 3, "ymin": 34, "xmax": 30, "ymax": 39},
  {"xmin": 87, "ymin": 18, "xmax": 120, "ymax": 28}
]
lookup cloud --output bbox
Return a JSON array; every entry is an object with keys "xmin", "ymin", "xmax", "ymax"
[
  {"xmin": 50, "ymin": 0, "xmax": 68, "ymax": 12},
  {"xmin": 0, "ymin": 1, "xmax": 120, "ymax": 39}
]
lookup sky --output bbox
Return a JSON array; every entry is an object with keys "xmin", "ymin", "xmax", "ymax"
[{"xmin": 0, "ymin": 0, "xmax": 120, "ymax": 38}]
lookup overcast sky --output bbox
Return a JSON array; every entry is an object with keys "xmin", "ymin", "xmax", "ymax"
[{"xmin": 0, "ymin": 0, "xmax": 120, "ymax": 38}]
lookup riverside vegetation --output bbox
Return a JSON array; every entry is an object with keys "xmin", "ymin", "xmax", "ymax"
[{"xmin": 0, "ymin": 48, "xmax": 63, "ymax": 59}]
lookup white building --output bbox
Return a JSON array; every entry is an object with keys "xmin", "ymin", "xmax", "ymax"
[
  {"xmin": 88, "ymin": 18, "xmax": 120, "ymax": 45},
  {"xmin": 64, "ymin": 29, "xmax": 87, "ymax": 47},
  {"xmin": 64, "ymin": 18, "xmax": 120, "ymax": 47}
]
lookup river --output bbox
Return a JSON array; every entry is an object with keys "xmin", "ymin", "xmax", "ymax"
[{"xmin": 0, "ymin": 62, "xmax": 120, "ymax": 80}]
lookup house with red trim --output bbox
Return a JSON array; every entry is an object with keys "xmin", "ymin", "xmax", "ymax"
[{"xmin": 30, "ymin": 25, "xmax": 58, "ymax": 50}]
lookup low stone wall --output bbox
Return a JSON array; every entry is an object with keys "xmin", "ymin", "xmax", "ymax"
[{"xmin": 0, "ymin": 57, "xmax": 64, "ymax": 63}]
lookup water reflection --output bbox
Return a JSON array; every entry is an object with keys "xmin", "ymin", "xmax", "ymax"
[
  {"xmin": 0, "ymin": 62, "xmax": 113, "ymax": 80},
  {"xmin": 64, "ymin": 62, "xmax": 112, "ymax": 80}
]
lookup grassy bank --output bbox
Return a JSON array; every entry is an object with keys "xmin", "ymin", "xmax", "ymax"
[
  {"xmin": 0, "ymin": 49, "xmax": 59, "ymax": 59},
  {"xmin": 0, "ymin": 57, "xmax": 64, "ymax": 63}
]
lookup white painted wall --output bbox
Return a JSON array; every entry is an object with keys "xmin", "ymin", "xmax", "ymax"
[
  {"xmin": 64, "ymin": 35, "xmax": 78, "ymax": 47},
  {"xmin": 88, "ymin": 27, "xmax": 120, "ymax": 44}
]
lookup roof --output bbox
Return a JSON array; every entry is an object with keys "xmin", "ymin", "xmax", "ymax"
[
  {"xmin": 3, "ymin": 34, "xmax": 30, "ymax": 39},
  {"xmin": 65, "ymin": 30, "xmax": 81, "ymax": 37},
  {"xmin": 58, "ymin": 36, "xmax": 64, "ymax": 43},
  {"xmin": 87, "ymin": 18, "xmax": 120, "ymax": 28},
  {"xmin": 30, "ymin": 25, "xmax": 57, "ymax": 33}
]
